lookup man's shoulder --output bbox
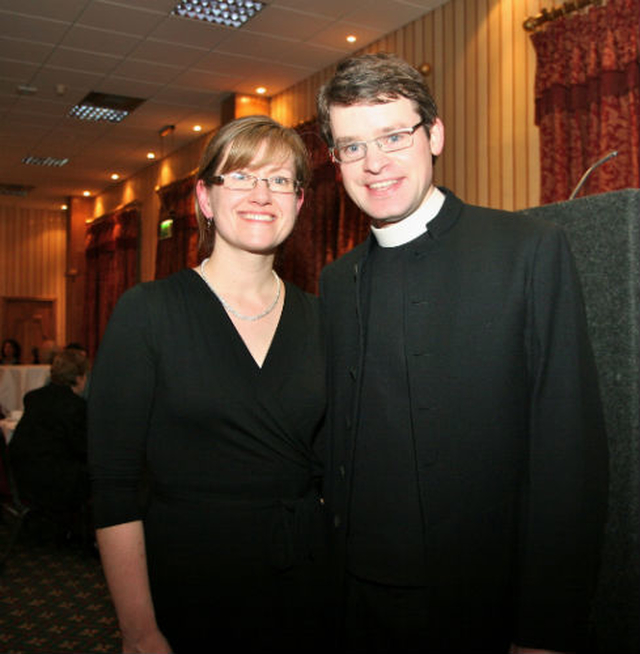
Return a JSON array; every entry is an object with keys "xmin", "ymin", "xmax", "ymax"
[{"xmin": 321, "ymin": 239, "xmax": 370, "ymax": 282}]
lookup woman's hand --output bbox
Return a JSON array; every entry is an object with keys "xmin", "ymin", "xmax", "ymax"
[{"xmin": 122, "ymin": 627, "xmax": 172, "ymax": 654}]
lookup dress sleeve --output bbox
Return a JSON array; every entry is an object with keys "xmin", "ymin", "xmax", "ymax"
[
  {"xmin": 88, "ymin": 284, "xmax": 157, "ymax": 528},
  {"xmin": 516, "ymin": 224, "xmax": 609, "ymax": 650}
]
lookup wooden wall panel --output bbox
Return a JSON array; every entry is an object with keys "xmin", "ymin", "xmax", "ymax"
[
  {"xmin": 0, "ymin": 203, "xmax": 67, "ymax": 347},
  {"xmin": 271, "ymin": 0, "xmax": 546, "ymax": 211}
]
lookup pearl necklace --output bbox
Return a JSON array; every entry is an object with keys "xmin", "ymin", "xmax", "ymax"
[{"xmin": 199, "ymin": 258, "xmax": 281, "ymax": 322}]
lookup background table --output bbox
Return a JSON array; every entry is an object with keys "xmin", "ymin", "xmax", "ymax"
[{"xmin": 0, "ymin": 365, "xmax": 49, "ymax": 416}]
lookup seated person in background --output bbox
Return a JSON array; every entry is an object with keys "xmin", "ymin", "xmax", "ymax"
[
  {"xmin": 9, "ymin": 349, "xmax": 89, "ymax": 518},
  {"xmin": 1, "ymin": 338, "xmax": 21, "ymax": 364},
  {"xmin": 36, "ymin": 339, "xmax": 59, "ymax": 365},
  {"xmin": 64, "ymin": 342, "xmax": 90, "ymax": 398}
]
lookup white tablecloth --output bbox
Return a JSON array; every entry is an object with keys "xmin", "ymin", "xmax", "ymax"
[{"xmin": 0, "ymin": 365, "xmax": 49, "ymax": 416}]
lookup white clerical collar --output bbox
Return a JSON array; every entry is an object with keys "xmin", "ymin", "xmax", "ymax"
[{"xmin": 371, "ymin": 187, "xmax": 445, "ymax": 248}]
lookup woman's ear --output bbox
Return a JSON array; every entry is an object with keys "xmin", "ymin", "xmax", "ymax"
[
  {"xmin": 195, "ymin": 179, "xmax": 213, "ymax": 219},
  {"xmin": 295, "ymin": 188, "xmax": 305, "ymax": 213}
]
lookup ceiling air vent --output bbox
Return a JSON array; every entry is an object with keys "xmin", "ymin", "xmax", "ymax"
[
  {"xmin": 0, "ymin": 183, "xmax": 35, "ymax": 197},
  {"xmin": 68, "ymin": 92, "xmax": 145, "ymax": 123},
  {"xmin": 22, "ymin": 155, "xmax": 69, "ymax": 167}
]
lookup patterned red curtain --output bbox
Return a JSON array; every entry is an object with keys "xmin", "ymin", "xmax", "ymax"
[
  {"xmin": 155, "ymin": 176, "xmax": 201, "ymax": 280},
  {"xmin": 84, "ymin": 204, "xmax": 140, "ymax": 358},
  {"xmin": 277, "ymin": 120, "xmax": 369, "ymax": 294},
  {"xmin": 531, "ymin": 0, "xmax": 640, "ymax": 204}
]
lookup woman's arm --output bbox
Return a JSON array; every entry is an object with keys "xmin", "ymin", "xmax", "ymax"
[{"xmin": 97, "ymin": 521, "xmax": 172, "ymax": 654}]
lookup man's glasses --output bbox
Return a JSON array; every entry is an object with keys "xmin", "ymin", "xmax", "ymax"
[
  {"xmin": 210, "ymin": 172, "xmax": 300, "ymax": 194},
  {"xmin": 330, "ymin": 120, "xmax": 426, "ymax": 164}
]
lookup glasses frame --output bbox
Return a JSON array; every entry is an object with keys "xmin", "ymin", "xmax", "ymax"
[
  {"xmin": 330, "ymin": 120, "xmax": 426, "ymax": 164},
  {"xmin": 210, "ymin": 172, "xmax": 301, "ymax": 195}
]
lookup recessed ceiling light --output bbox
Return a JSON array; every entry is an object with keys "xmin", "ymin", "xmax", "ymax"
[
  {"xmin": 111, "ymin": 173, "xmax": 120, "ymax": 181},
  {"xmin": 68, "ymin": 92, "xmax": 145, "ymax": 123},
  {"xmin": 82, "ymin": 191, "xmax": 91, "ymax": 197},
  {"xmin": 346, "ymin": 34, "xmax": 357, "ymax": 43},
  {"xmin": 61, "ymin": 204, "xmax": 68, "ymax": 210},
  {"xmin": 193, "ymin": 125, "xmax": 202, "ymax": 132},
  {"xmin": 256, "ymin": 86, "xmax": 267, "ymax": 95},
  {"xmin": 147, "ymin": 152, "xmax": 156, "ymax": 160},
  {"xmin": 172, "ymin": 0, "xmax": 265, "ymax": 29}
]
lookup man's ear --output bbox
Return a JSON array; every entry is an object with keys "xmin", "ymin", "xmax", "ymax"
[{"xmin": 429, "ymin": 118, "xmax": 445, "ymax": 157}]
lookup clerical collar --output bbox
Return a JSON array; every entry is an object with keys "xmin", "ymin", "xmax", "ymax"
[{"xmin": 371, "ymin": 187, "xmax": 445, "ymax": 248}]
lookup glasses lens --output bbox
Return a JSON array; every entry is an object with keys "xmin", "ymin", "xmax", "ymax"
[
  {"xmin": 336, "ymin": 143, "xmax": 365, "ymax": 163},
  {"xmin": 226, "ymin": 172, "xmax": 254, "ymax": 190},
  {"xmin": 267, "ymin": 176, "xmax": 296, "ymax": 193},
  {"xmin": 379, "ymin": 131, "xmax": 413, "ymax": 152}
]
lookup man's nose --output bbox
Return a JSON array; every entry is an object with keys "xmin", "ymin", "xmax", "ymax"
[{"xmin": 362, "ymin": 143, "xmax": 389, "ymax": 172}]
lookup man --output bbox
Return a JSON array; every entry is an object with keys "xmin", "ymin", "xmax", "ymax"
[
  {"xmin": 317, "ymin": 53, "xmax": 608, "ymax": 654},
  {"xmin": 9, "ymin": 349, "xmax": 89, "ymax": 517}
]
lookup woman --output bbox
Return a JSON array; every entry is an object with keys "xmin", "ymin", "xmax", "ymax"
[
  {"xmin": 88, "ymin": 116, "xmax": 328, "ymax": 653},
  {"xmin": 1, "ymin": 338, "xmax": 21, "ymax": 364}
]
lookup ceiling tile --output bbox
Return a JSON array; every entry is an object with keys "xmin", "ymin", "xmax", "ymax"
[
  {"xmin": 94, "ymin": 76, "xmax": 163, "ymax": 99},
  {"xmin": 111, "ymin": 59, "xmax": 182, "ymax": 85},
  {"xmin": 0, "ymin": 60, "xmax": 40, "ymax": 83},
  {"xmin": 270, "ymin": 42, "xmax": 343, "ymax": 70},
  {"xmin": 270, "ymin": 0, "xmax": 366, "ymax": 19},
  {"xmin": 170, "ymin": 68, "xmax": 242, "ymax": 92},
  {"xmin": 148, "ymin": 15, "xmax": 231, "ymax": 49},
  {"xmin": 77, "ymin": 1, "xmax": 167, "ymax": 36},
  {"xmin": 192, "ymin": 51, "xmax": 264, "ymax": 78},
  {"xmin": 0, "ymin": 0, "xmax": 86, "ymax": 22},
  {"xmin": 31, "ymin": 66, "xmax": 105, "ymax": 95},
  {"xmin": 152, "ymin": 85, "xmax": 224, "ymax": 109},
  {"xmin": 106, "ymin": 0, "xmax": 177, "ymax": 12},
  {"xmin": 342, "ymin": 0, "xmax": 427, "ymax": 32},
  {"xmin": 213, "ymin": 32, "xmax": 291, "ymax": 59},
  {"xmin": 243, "ymin": 6, "xmax": 333, "ymax": 41},
  {"xmin": 0, "ymin": 11, "xmax": 70, "ymax": 44},
  {"xmin": 46, "ymin": 47, "xmax": 122, "ymax": 75},
  {"xmin": 60, "ymin": 25, "xmax": 142, "ymax": 56},
  {"xmin": 129, "ymin": 39, "xmax": 207, "ymax": 68},
  {"xmin": 0, "ymin": 37, "xmax": 54, "ymax": 64}
]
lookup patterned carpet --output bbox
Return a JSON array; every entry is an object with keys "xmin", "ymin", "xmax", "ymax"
[{"xmin": 0, "ymin": 520, "xmax": 120, "ymax": 654}]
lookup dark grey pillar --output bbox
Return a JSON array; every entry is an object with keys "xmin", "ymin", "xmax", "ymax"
[{"xmin": 521, "ymin": 189, "xmax": 640, "ymax": 654}]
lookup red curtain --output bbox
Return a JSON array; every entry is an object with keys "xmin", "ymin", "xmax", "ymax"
[
  {"xmin": 531, "ymin": 0, "xmax": 640, "ymax": 204},
  {"xmin": 155, "ymin": 176, "xmax": 201, "ymax": 280},
  {"xmin": 277, "ymin": 120, "xmax": 369, "ymax": 293},
  {"xmin": 84, "ymin": 204, "xmax": 140, "ymax": 358}
]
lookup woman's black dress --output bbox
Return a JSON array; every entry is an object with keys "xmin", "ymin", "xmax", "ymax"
[{"xmin": 88, "ymin": 269, "xmax": 329, "ymax": 652}]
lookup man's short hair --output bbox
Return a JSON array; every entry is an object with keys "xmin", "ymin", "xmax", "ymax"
[
  {"xmin": 317, "ymin": 52, "xmax": 439, "ymax": 147},
  {"xmin": 50, "ymin": 349, "xmax": 89, "ymax": 387}
]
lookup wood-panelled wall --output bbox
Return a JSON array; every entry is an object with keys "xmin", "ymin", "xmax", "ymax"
[
  {"xmin": 92, "ymin": 132, "xmax": 210, "ymax": 282},
  {"xmin": 0, "ymin": 203, "xmax": 67, "ymax": 344},
  {"xmin": 271, "ymin": 0, "xmax": 546, "ymax": 211}
]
